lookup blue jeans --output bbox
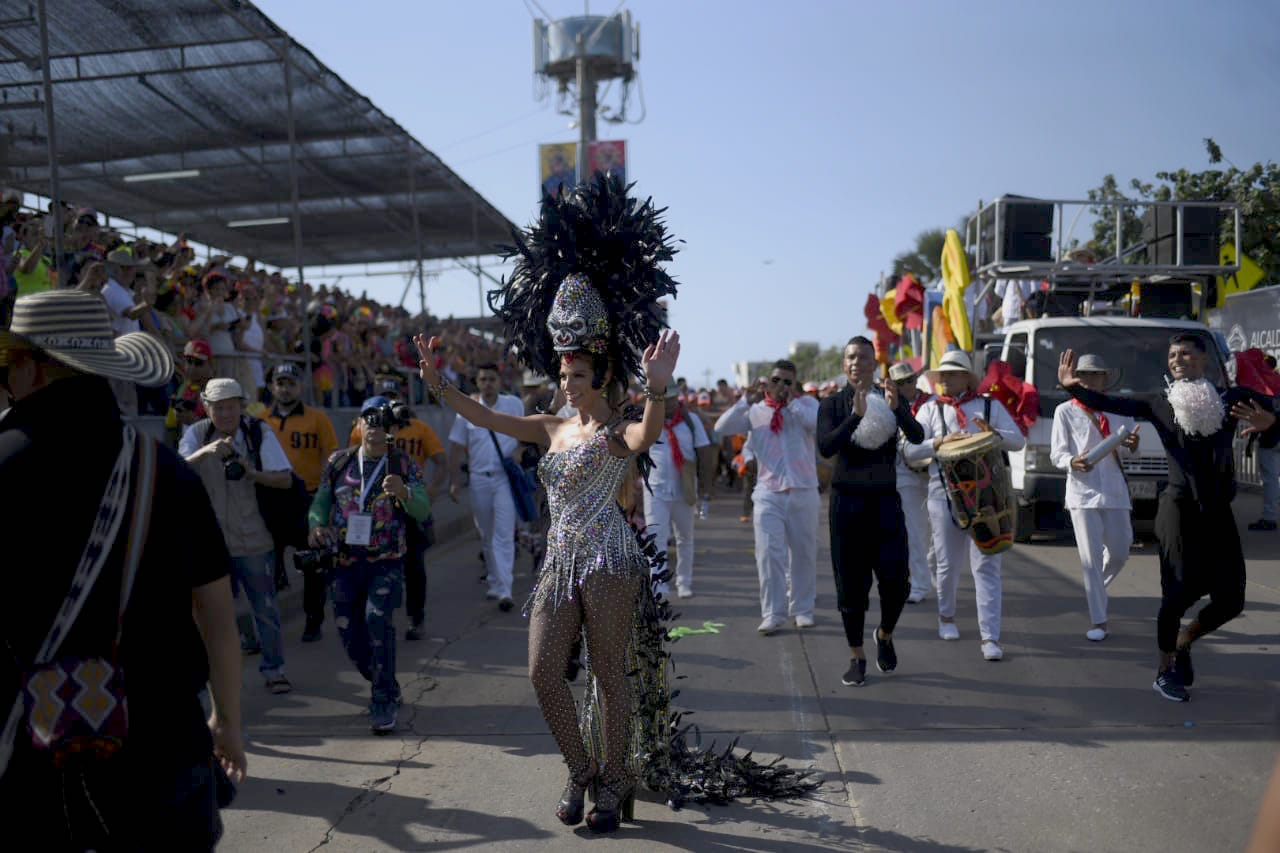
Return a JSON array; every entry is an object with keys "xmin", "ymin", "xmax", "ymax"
[
  {"xmin": 333, "ymin": 558, "xmax": 403, "ymax": 705},
  {"xmin": 230, "ymin": 551, "xmax": 286, "ymax": 679},
  {"xmin": 1261, "ymin": 445, "xmax": 1280, "ymax": 521}
]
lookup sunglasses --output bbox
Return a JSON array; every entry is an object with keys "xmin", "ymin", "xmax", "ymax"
[
  {"xmin": 183, "ymin": 356, "xmax": 206, "ymax": 366},
  {"xmin": 768, "ymin": 376, "xmax": 794, "ymax": 387},
  {"xmin": 361, "ymin": 411, "xmax": 390, "ymax": 429}
]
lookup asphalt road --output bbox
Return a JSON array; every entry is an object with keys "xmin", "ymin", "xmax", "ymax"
[{"xmin": 220, "ymin": 487, "xmax": 1280, "ymax": 852}]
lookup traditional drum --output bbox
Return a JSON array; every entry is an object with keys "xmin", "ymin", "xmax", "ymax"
[{"xmin": 934, "ymin": 431, "xmax": 1014, "ymax": 555}]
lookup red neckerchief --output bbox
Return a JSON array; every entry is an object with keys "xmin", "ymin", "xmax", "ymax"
[
  {"xmin": 763, "ymin": 393, "xmax": 787, "ymax": 434},
  {"xmin": 665, "ymin": 405, "xmax": 686, "ymax": 471},
  {"xmin": 935, "ymin": 391, "xmax": 977, "ymax": 428},
  {"xmin": 1071, "ymin": 398, "xmax": 1110, "ymax": 437},
  {"xmin": 911, "ymin": 392, "xmax": 931, "ymax": 416}
]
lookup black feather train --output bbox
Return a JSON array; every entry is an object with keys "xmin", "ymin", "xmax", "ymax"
[{"xmin": 487, "ymin": 172, "xmax": 679, "ymax": 381}]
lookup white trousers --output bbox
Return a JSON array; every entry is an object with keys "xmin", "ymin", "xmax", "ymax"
[
  {"xmin": 1068, "ymin": 507, "xmax": 1132, "ymax": 625},
  {"xmin": 644, "ymin": 494, "xmax": 696, "ymax": 592},
  {"xmin": 753, "ymin": 487, "xmax": 820, "ymax": 620},
  {"xmin": 927, "ymin": 499, "xmax": 1003, "ymax": 642},
  {"xmin": 898, "ymin": 476, "xmax": 933, "ymax": 598},
  {"xmin": 471, "ymin": 471, "xmax": 516, "ymax": 599}
]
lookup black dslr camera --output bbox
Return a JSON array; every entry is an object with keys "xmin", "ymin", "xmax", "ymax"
[
  {"xmin": 293, "ymin": 546, "xmax": 338, "ymax": 577},
  {"xmin": 361, "ymin": 401, "xmax": 412, "ymax": 431},
  {"xmin": 223, "ymin": 453, "xmax": 247, "ymax": 481}
]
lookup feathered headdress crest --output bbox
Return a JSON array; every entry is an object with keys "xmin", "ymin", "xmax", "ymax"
[{"xmin": 488, "ymin": 172, "xmax": 679, "ymax": 381}]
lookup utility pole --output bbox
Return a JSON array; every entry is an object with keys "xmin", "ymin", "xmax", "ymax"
[{"xmin": 575, "ymin": 33, "xmax": 597, "ymax": 181}]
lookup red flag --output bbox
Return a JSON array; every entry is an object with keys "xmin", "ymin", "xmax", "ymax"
[
  {"xmin": 894, "ymin": 273, "xmax": 925, "ymax": 330},
  {"xmin": 978, "ymin": 359, "xmax": 1039, "ymax": 435},
  {"xmin": 864, "ymin": 293, "xmax": 899, "ymax": 345},
  {"xmin": 1234, "ymin": 348, "xmax": 1280, "ymax": 395}
]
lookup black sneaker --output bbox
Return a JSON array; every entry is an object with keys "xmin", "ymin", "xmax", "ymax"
[
  {"xmin": 405, "ymin": 619, "xmax": 425, "ymax": 641},
  {"xmin": 875, "ymin": 632, "xmax": 897, "ymax": 673},
  {"xmin": 841, "ymin": 658, "xmax": 867, "ymax": 687},
  {"xmin": 301, "ymin": 620, "xmax": 323, "ymax": 643},
  {"xmin": 498, "ymin": 597, "xmax": 514, "ymax": 612},
  {"xmin": 1175, "ymin": 647, "xmax": 1194, "ymax": 687},
  {"xmin": 1153, "ymin": 668, "xmax": 1189, "ymax": 702},
  {"xmin": 1248, "ymin": 519, "xmax": 1277, "ymax": 531}
]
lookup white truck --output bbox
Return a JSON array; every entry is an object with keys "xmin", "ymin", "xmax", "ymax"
[{"xmin": 991, "ymin": 316, "xmax": 1229, "ymax": 540}]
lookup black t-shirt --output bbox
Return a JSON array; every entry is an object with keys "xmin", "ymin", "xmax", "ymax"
[{"xmin": 0, "ymin": 376, "xmax": 230, "ymax": 785}]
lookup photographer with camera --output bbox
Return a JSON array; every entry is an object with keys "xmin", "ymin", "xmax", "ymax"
[
  {"xmin": 348, "ymin": 376, "xmax": 448, "ymax": 640},
  {"xmin": 259, "ymin": 362, "xmax": 339, "ymax": 637},
  {"xmin": 180, "ymin": 378, "xmax": 294, "ymax": 695},
  {"xmin": 307, "ymin": 396, "xmax": 431, "ymax": 733}
]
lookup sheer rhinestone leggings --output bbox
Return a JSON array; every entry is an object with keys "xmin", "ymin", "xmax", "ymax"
[{"xmin": 528, "ymin": 571, "xmax": 643, "ymax": 787}]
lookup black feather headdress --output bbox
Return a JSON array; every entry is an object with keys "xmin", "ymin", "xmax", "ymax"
[{"xmin": 487, "ymin": 172, "xmax": 679, "ymax": 382}]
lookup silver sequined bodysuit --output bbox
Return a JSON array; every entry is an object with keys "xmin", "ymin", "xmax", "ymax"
[{"xmin": 531, "ymin": 430, "xmax": 649, "ymax": 611}]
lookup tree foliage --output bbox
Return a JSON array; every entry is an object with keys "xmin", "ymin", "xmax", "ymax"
[
  {"xmin": 891, "ymin": 228, "xmax": 947, "ymax": 285},
  {"xmin": 1086, "ymin": 139, "xmax": 1280, "ymax": 280},
  {"xmin": 788, "ymin": 342, "xmax": 843, "ymax": 383}
]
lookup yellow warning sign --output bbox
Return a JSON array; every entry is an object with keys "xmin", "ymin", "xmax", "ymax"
[{"xmin": 1216, "ymin": 243, "xmax": 1265, "ymax": 307}]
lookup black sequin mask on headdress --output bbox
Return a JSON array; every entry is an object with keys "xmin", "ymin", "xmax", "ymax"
[{"xmin": 488, "ymin": 173, "xmax": 679, "ymax": 381}]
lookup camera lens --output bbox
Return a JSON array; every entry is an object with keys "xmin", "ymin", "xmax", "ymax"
[{"xmin": 223, "ymin": 458, "xmax": 246, "ymax": 480}]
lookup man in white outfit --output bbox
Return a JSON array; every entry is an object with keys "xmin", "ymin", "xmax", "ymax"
[
  {"xmin": 904, "ymin": 350, "xmax": 1025, "ymax": 661},
  {"xmin": 448, "ymin": 362, "xmax": 525, "ymax": 611},
  {"xmin": 715, "ymin": 359, "xmax": 821, "ymax": 634},
  {"xmin": 645, "ymin": 383, "xmax": 713, "ymax": 598},
  {"xmin": 1049, "ymin": 354, "xmax": 1139, "ymax": 641},
  {"xmin": 889, "ymin": 362, "xmax": 934, "ymax": 603}
]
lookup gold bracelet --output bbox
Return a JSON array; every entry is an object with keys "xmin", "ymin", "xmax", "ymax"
[
  {"xmin": 641, "ymin": 384, "xmax": 663, "ymax": 401},
  {"xmin": 429, "ymin": 377, "xmax": 451, "ymax": 399}
]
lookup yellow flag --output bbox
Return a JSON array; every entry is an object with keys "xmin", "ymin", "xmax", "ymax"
[
  {"xmin": 940, "ymin": 229, "xmax": 973, "ymax": 352},
  {"xmin": 1215, "ymin": 243, "xmax": 1265, "ymax": 308},
  {"xmin": 881, "ymin": 288, "xmax": 904, "ymax": 335}
]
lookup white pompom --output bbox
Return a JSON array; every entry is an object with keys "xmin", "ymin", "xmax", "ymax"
[
  {"xmin": 853, "ymin": 393, "xmax": 899, "ymax": 449},
  {"xmin": 1166, "ymin": 378, "xmax": 1225, "ymax": 436}
]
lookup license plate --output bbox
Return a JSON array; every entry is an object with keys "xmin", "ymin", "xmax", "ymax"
[{"xmin": 1128, "ymin": 480, "xmax": 1157, "ymax": 500}]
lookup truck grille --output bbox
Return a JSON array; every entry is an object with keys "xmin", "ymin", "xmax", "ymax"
[{"xmin": 1122, "ymin": 455, "xmax": 1168, "ymax": 476}]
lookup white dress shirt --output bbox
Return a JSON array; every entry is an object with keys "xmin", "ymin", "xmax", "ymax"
[
  {"xmin": 649, "ymin": 410, "xmax": 711, "ymax": 501},
  {"xmin": 178, "ymin": 418, "xmax": 293, "ymax": 472},
  {"xmin": 1049, "ymin": 400, "xmax": 1135, "ymax": 510},
  {"xmin": 448, "ymin": 393, "xmax": 524, "ymax": 473},
  {"xmin": 101, "ymin": 278, "xmax": 140, "ymax": 336},
  {"xmin": 904, "ymin": 395, "xmax": 1026, "ymax": 502},
  {"xmin": 714, "ymin": 395, "xmax": 819, "ymax": 492}
]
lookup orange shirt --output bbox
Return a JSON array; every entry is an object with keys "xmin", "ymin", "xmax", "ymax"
[{"xmin": 259, "ymin": 404, "xmax": 339, "ymax": 492}]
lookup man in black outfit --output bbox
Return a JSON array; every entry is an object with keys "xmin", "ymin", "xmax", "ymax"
[
  {"xmin": 1058, "ymin": 335, "xmax": 1278, "ymax": 702},
  {"xmin": 0, "ymin": 289, "xmax": 245, "ymax": 849},
  {"xmin": 817, "ymin": 336, "xmax": 924, "ymax": 686}
]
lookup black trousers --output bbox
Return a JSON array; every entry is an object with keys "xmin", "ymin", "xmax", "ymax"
[
  {"xmin": 405, "ymin": 544, "xmax": 428, "ymax": 624},
  {"xmin": 829, "ymin": 489, "xmax": 910, "ymax": 648},
  {"xmin": 1154, "ymin": 493, "xmax": 1246, "ymax": 653}
]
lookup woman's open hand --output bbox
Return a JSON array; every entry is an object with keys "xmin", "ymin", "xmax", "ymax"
[{"xmin": 642, "ymin": 329, "xmax": 680, "ymax": 391}]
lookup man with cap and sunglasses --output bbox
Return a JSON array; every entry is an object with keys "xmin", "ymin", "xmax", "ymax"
[
  {"xmin": 165, "ymin": 338, "xmax": 214, "ymax": 446},
  {"xmin": 259, "ymin": 362, "xmax": 339, "ymax": 633},
  {"xmin": 308, "ymin": 395, "xmax": 431, "ymax": 733},
  {"xmin": 1050, "ymin": 354, "xmax": 1140, "ymax": 643},
  {"xmin": 180, "ymin": 377, "xmax": 295, "ymax": 695},
  {"xmin": 0, "ymin": 289, "xmax": 246, "ymax": 847},
  {"xmin": 904, "ymin": 349, "xmax": 1025, "ymax": 661},
  {"xmin": 715, "ymin": 358, "xmax": 821, "ymax": 634}
]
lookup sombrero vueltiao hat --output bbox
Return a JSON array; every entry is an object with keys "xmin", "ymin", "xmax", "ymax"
[{"xmin": 0, "ymin": 289, "xmax": 174, "ymax": 387}]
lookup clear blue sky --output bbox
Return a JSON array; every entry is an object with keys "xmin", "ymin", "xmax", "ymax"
[{"xmin": 255, "ymin": 0, "xmax": 1280, "ymax": 387}]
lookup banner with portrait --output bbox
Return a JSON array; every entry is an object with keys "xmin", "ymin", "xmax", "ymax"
[
  {"xmin": 587, "ymin": 140, "xmax": 626, "ymax": 183},
  {"xmin": 539, "ymin": 143, "xmax": 578, "ymax": 199}
]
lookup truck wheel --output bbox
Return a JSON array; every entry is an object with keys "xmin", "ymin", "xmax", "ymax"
[{"xmin": 1013, "ymin": 500, "xmax": 1035, "ymax": 543}]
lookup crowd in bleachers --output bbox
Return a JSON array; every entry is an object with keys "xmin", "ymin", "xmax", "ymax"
[{"xmin": 0, "ymin": 193, "xmax": 519, "ymax": 416}]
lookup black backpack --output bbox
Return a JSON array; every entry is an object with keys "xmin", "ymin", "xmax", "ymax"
[{"xmin": 201, "ymin": 418, "xmax": 310, "ymax": 550}]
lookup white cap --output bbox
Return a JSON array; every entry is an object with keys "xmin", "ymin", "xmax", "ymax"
[{"xmin": 201, "ymin": 377, "xmax": 245, "ymax": 403}]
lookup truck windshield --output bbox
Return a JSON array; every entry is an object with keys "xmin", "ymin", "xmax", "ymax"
[{"xmin": 1032, "ymin": 327, "xmax": 1225, "ymax": 398}]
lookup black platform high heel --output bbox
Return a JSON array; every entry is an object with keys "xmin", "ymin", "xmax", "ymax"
[
  {"xmin": 556, "ymin": 758, "xmax": 597, "ymax": 826},
  {"xmin": 585, "ymin": 779, "xmax": 635, "ymax": 833}
]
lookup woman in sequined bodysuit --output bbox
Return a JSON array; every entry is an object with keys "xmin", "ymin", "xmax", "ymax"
[{"xmin": 413, "ymin": 329, "xmax": 680, "ymax": 832}]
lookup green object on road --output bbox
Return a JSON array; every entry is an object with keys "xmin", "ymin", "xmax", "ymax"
[{"xmin": 667, "ymin": 621, "xmax": 726, "ymax": 640}]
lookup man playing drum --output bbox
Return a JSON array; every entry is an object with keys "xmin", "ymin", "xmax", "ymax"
[
  {"xmin": 1049, "ymin": 354, "xmax": 1140, "ymax": 643},
  {"xmin": 904, "ymin": 350, "xmax": 1025, "ymax": 661}
]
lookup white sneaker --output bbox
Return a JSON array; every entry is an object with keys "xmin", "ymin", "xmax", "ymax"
[
  {"xmin": 676, "ymin": 586, "xmax": 693, "ymax": 599},
  {"xmin": 982, "ymin": 640, "xmax": 1004, "ymax": 661},
  {"xmin": 938, "ymin": 620, "xmax": 960, "ymax": 641},
  {"xmin": 1085, "ymin": 627, "xmax": 1108, "ymax": 642},
  {"xmin": 907, "ymin": 591, "xmax": 927, "ymax": 604},
  {"xmin": 757, "ymin": 616, "xmax": 784, "ymax": 635},
  {"xmin": 794, "ymin": 613, "xmax": 816, "ymax": 629}
]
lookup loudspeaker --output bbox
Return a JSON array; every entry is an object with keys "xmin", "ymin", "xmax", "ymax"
[
  {"xmin": 980, "ymin": 195, "xmax": 1054, "ymax": 264},
  {"xmin": 1141, "ymin": 206, "xmax": 1220, "ymax": 266},
  {"xmin": 1139, "ymin": 281, "xmax": 1193, "ymax": 318}
]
